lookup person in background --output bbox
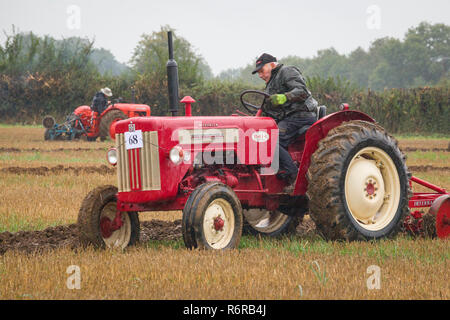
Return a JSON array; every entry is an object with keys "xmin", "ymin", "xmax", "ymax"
[{"xmin": 91, "ymin": 87, "xmax": 112, "ymax": 114}]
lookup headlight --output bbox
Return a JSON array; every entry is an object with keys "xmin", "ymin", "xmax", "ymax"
[
  {"xmin": 169, "ymin": 146, "xmax": 184, "ymax": 164},
  {"xmin": 107, "ymin": 148, "xmax": 118, "ymax": 166}
]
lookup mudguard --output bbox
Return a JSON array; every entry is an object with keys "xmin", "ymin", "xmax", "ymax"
[{"xmin": 293, "ymin": 110, "xmax": 375, "ymax": 195}]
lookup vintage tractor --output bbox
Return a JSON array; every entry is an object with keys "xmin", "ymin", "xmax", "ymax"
[
  {"xmin": 43, "ymin": 101, "xmax": 151, "ymax": 141},
  {"xmin": 77, "ymin": 33, "xmax": 449, "ymax": 250}
]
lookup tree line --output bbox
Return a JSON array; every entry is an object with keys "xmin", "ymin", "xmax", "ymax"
[
  {"xmin": 0, "ymin": 23, "xmax": 448, "ymax": 134},
  {"xmin": 219, "ymin": 22, "xmax": 450, "ymax": 90}
]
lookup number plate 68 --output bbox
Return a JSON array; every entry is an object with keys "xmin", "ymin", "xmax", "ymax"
[{"xmin": 125, "ymin": 130, "xmax": 143, "ymax": 150}]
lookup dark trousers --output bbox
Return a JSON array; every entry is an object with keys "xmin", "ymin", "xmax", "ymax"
[{"xmin": 277, "ymin": 116, "xmax": 317, "ymax": 180}]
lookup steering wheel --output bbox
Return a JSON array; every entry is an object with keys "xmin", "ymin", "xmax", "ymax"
[
  {"xmin": 240, "ymin": 90, "xmax": 270, "ymax": 115},
  {"xmin": 240, "ymin": 90, "xmax": 281, "ymax": 120}
]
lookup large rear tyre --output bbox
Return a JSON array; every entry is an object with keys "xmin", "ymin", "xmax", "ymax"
[
  {"xmin": 306, "ymin": 120, "xmax": 411, "ymax": 241},
  {"xmin": 182, "ymin": 182, "xmax": 243, "ymax": 250},
  {"xmin": 77, "ymin": 185, "xmax": 140, "ymax": 249},
  {"xmin": 242, "ymin": 209, "xmax": 300, "ymax": 237},
  {"xmin": 99, "ymin": 110, "xmax": 127, "ymax": 141}
]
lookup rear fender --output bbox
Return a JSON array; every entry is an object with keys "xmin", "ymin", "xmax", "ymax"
[
  {"xmin": 102, "ymin": 104, "xmax": 151, "ymax": 118},
  {"xmin": 293, "ymin": 110, "xmax": 375, "ymax": 195}
]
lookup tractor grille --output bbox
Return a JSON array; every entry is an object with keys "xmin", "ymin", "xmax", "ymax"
[{"xmin": 116, "ymin": 131, "xmax": 161, "ymax": 192}]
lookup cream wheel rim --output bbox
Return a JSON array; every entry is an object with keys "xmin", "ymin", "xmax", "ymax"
[
  {"xmin": 203, "ymin": 199, "xmax": 235, "ymax": 249},
  {"xmin": 243, "ymin": 209, "xmax": 290, "ymax": 233},
  {"xmin": 100, "ymin": 202, "xmax": 132, "ymax": 249},
  {"xmin": 344, "ymin": 146, "xmax": 401, "ymax": 231}
]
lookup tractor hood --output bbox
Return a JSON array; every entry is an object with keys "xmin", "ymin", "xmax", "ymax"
[
  {"xmin": 115, "ymin": 116, "xmax": 279, "ymax": 165},
  {"xmin": 114, "ymin": 116, "xmax": 279, "ymax": 204}
]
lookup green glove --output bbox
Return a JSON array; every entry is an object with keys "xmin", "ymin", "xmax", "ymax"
[{"xmin": 270, "ymin": 94, "xmax": 288, "ymax": 106}]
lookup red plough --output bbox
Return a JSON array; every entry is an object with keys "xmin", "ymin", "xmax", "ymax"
[{"xmin": 406, "ymin": 176, "xmax": 450, "ymax": 239}]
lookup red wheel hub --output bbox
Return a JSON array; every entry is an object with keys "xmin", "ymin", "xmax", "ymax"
[
  {"xmin": 100, "ymin": 217, "xmax": 113, "ymax": 238},
  {"xmin": 214, "ymin": 216, "xmax": 224, "ymax": 231},
  {"xmin": 366, "ymin": 183, "xmax": 375, "ymax": 195}
]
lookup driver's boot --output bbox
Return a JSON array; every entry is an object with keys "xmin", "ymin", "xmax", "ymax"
[{"xmin": 282, "ymin": 174, "xmax": 297, "ymax": 194}]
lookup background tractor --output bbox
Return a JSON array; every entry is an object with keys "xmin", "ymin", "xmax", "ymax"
[
  {"xmin": 77, "ymin": 32, "xmax": 449, "ymax": 250},
  {"xmin": 42, "ymin": 101, "xmax": 151, "ymax": 141}
]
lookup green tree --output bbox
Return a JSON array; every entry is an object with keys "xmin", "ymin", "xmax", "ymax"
[
  {"xmin": 367, "ymin": 37, "xmax": 407, "ymax": 90},
  {"xmin": 129, "ymin": 25, "xmax": 214, "ymax": 114},
  {"xmin": 130, "ymin": 25, "xmax": 210, "ymax": 88},
  {"xmin": 90, "ymin": 48, "xmax": 129, "ymax": 76},
  {"xmin": 403, "ymin": 22, "xmax": 450, "ymax": 84}
]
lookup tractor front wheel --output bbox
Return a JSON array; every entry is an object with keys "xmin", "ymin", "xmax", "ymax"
[
  {"xmin": 182, "ymin": 182, "xmax": 243, "ymax": 250},
  {"xmin": 77, "ymin": 185, "xmax": 140, "ymax": 249},
  {"xmin": 99, "ymin": 110, "xmax": 127, "ymax": 141},
  {"xmin": 306, "ymin": 120, "xmax": 411, "ymax": 241}
]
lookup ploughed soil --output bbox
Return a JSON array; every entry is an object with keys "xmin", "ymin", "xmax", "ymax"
[
  {"xmin": 0, "ymin": 218, "xmax": 320, "ymax": 255},
  {"xmin": 1, "ymin": 146, "xmax": 449, "ymax": 153},
  {"xmin": 1, "ymin": 165, "xmax": 448, "ymax": 177},
  {"xmin": 0, "ymin": 220, "xmax": 183, "ymax": 255},
  {"xmin": 402, "ymin": 147, "xmax": 450, "ymax": 152},
  {"xmin": 0, "ymin": 147, "xmax": 106, "ymax": 153},
  {"xmin": 408, "ymin": 165, "xmax": 450, "ymax": 172},
  {"xmin": 0, "ymin": 165, "xmax": 115, "ymax": 175}
]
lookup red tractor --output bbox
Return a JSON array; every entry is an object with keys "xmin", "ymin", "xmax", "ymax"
[
  {"xmin": 77, "ymin": 90, "xmax": 449, "ymax": 249},
  {"xmin": 43, "ymin": 102, "xmax": 151, "ymax": 141},
  {"xmin": 77, "ymin": 32, "xmax": 449, "ymax": 250}
]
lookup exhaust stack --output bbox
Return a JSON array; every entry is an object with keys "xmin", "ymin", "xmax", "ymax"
[{"xmin": 166, "ymin": 31, "xmax": 179, "ymax": 116}]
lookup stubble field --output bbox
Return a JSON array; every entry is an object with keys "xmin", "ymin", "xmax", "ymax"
[{"xmin": 0, "ymin": 125, "xmax": 448, "ymax": 299}]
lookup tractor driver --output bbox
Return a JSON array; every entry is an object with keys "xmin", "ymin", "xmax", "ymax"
[
  {"xmin": 91, "ymin": 87, "xmax": 113, "ymax": 115},
  {"xmin": 252, "ymin": 53, "xmax": 318, "ymax": 193}
]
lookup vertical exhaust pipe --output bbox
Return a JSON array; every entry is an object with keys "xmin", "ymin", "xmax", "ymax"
[{"xmin": 166, "ymin": 31, "xmax": 179, "ymax": 116}]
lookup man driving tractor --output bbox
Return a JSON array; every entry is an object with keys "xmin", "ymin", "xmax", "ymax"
[
  {"xmin": 252, "ymin": 53, "xmax": 318, "ymax": 192},
  {"xmin": 91, "ymin": 87, "xmax": 113, "ymax": 114}
]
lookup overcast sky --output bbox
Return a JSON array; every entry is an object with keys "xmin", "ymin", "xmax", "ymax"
[{"xmin": 0, "ymin": 0, "xmax": 449, "ymax": 75}]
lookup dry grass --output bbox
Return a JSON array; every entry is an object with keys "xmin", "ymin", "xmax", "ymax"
[
  {"xmin": 0, "ymin": 238, "xmax": 447, "ymax": 300},
  {"xmin": 0, "ymin": 126, "xmax": 448, "ymax": 300}
]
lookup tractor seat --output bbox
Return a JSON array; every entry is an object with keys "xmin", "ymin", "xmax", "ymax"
[
  {"xmin": 296, "ymin": 106, "xmax": 327, "ymax": 138},
  {"xmin": 317, "ymin": 105, "xmax": 327, "ymax": 120}
]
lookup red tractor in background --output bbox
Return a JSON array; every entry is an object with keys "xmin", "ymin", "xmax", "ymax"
[
  {"xmin": 77, "ymin": 32, "xmax": 449, "ymax": 250},
  {"xmin": 43, "ymin": 101, "xmax": 151, "ymax": 141}
]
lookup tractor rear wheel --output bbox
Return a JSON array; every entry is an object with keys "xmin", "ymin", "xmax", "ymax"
[
  {"xmin": 306, "ymin": 120, "xmax": 411, "ymax": 241},
  {"xmin": 182, "ymin": 182, "xmax": 243, "ymax": 250},
  {"xmin": 99, "ymin": 110, "xmax": 127, "ymax": 141},
  {"xmin": 242, "ymin": 209, "xmax": 300, "ymax": 237},
  {"xmin": 78, "ymin": 185, "xmax": 140, "ymax": 249}
]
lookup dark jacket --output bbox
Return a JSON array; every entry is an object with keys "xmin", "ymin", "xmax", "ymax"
[
  {"xmin": 263, "ymin": 64, "xmax": 317, "ymax": 121},
  {"xmin": 91, "ymin": 92, "xmax": 108, "ymax": 114}
]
